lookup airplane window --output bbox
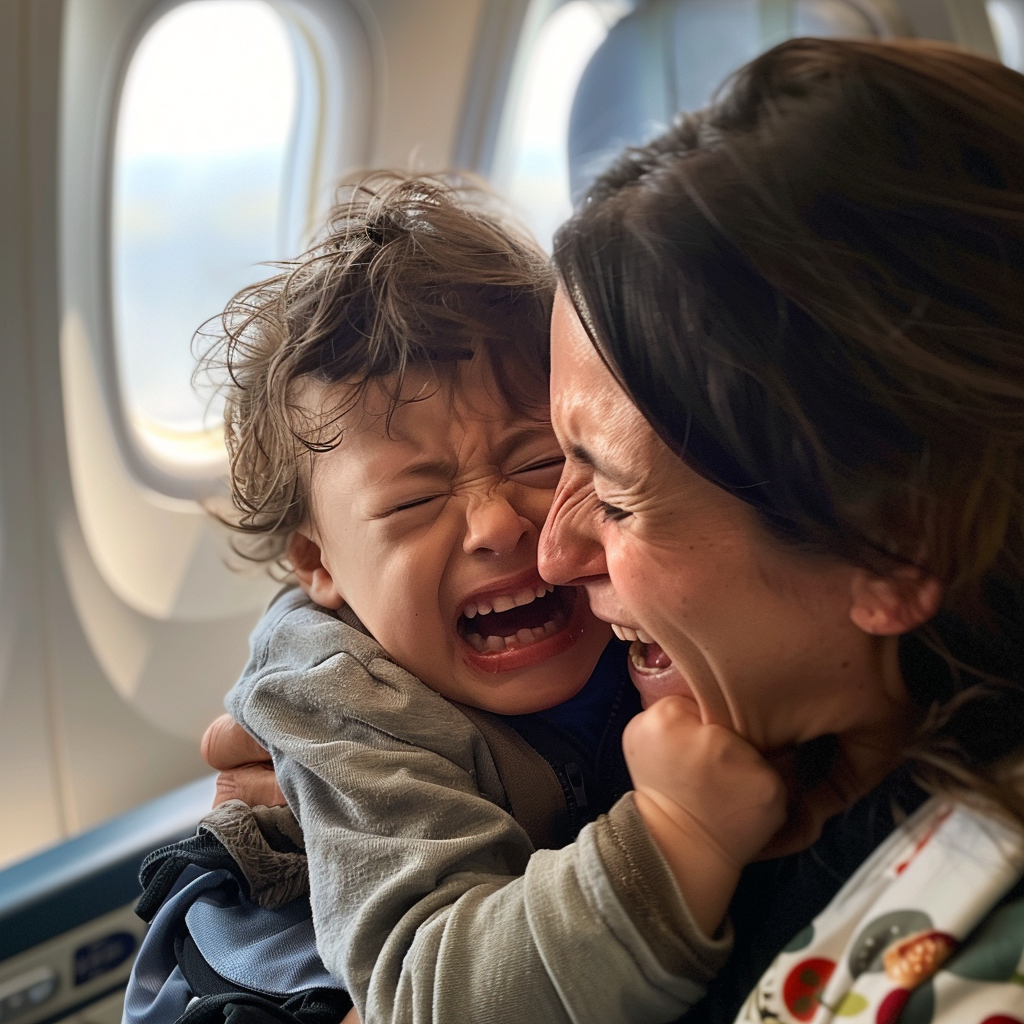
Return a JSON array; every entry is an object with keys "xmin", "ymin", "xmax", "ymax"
[
  {"xmin": 495, "ymin": 0, "xmax": 893, "ymax": 250},
  {"xmin": 492, "ymin": 1, "xmax": 619, "ymax": 251},
  {"xmin": 564, "ymin": 0, "xmax": 891, "ymax": 204},
  {"xmin": 111, "ymin": 0, "xmax": 298, "ymax": 470},
  {"xmin": 988, "ymin": 0, "xmax": 1024, "ymax": 70}
]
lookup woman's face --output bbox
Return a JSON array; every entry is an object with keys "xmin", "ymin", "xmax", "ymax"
[{"xmin": 539, "ymin": 289, "xmax": 910, "ymax": 754}]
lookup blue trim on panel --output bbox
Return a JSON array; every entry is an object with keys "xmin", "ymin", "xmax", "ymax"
[{"xmin": 0, "ymin": 775, "xmax": 217, "ymax": 961}]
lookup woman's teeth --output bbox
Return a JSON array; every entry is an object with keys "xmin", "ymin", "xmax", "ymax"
[
  {"xmin": 610, "ymin": 623, "xmax": 654, "ymax": 644},
  {"xmin": 629, "ymin": 639, "xmax": 674, "ymax": 673},
  {"xmin": 462, "ymin": 583, "xmax": 553, "ymax": 620},
  {"xmin": 612, "ymin": 623, "xmax": 674, "ymax": 674}
]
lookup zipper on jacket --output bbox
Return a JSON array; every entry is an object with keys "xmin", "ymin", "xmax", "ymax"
[{"xmin": 564, "ymin": 762, "xmax": 588, "ymax": 810}]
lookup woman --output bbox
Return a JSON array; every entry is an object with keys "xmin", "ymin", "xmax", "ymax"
[
  {"xmin": 540, "ymin": 35, "xmax": 1024, "ymax": 1022},
  {"xmin": 208, "ymin": 37, "xmax": 1024, "ymax": 1023}
]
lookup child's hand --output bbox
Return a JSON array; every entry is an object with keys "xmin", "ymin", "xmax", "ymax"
[{"xmin": 622, "ymin": 696, "xmax": 787, "ymax": 937}]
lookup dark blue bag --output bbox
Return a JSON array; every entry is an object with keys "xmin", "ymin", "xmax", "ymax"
[{"xmin": 125, "ymin": 823, "xmax": 352, "ymax": 1024}]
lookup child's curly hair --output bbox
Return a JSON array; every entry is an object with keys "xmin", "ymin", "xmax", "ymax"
[{"xmin": 197, "ymin": 171, "xmax": 555, "ymax": 567}]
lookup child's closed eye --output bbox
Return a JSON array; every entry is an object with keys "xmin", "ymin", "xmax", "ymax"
[{"xmin": 391, "ymin": 494, "xmax": 446, "ymax": 513}]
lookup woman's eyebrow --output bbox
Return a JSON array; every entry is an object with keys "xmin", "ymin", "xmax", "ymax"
[{"xmin": 566, "ymin": 442, "xmax": 630, "ymax": 486}]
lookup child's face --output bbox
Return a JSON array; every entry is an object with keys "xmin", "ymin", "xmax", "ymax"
[{"xmin": 290, "ymin": 354, "xmax": 611, "ymax": 714}]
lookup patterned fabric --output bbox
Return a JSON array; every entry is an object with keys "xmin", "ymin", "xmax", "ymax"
[{"xmin": 737, "ymin": 798, "xmax": 1024, "ymax": 1024}]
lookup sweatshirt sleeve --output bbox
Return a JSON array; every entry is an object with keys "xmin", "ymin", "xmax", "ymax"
[{"xmin": 228, "ymin": 593, "xmax": 730, "ymax": 1024}]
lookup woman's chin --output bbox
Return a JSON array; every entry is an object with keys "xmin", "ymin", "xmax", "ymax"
[{"xmin": 627, "ymin": 640, "xmax": 697, "ymax": 709}]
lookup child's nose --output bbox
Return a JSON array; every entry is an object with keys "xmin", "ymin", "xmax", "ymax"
[{"xmin": 463, "ymin": 493, "xmax": 532, "ymax": 557}]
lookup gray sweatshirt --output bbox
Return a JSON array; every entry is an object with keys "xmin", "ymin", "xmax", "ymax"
[{"xmin": 226, "ymin": 587, "xmax": 731, "ymax": 1024}]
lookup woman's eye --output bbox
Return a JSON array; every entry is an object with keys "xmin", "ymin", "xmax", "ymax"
[{"xmin": 597, "ymin": 499, "xmax": 631, "ymax": 522}]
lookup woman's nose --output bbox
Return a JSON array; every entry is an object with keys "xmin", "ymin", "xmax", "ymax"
[
  {"xmin": 538, "ymin": 471, "xmax": 608, "ymax": 585},
  {"xmin": 463, "ymin": 493, "xmax": 532, "ymax": 557}
]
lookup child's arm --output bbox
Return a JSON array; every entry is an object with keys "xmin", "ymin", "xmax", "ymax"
[
  {"xmin": 622, "ymin": 696, "xmax": 788, "ymax": 937},
  {"xmin": 229, "ymin": 594, "xmax": 739, "ymax": 1024}
]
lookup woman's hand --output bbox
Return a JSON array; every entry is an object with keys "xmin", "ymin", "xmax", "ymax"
[
  {"xmin": 623, "ymin": 696, "xmax": 787, "ymax": 937},
  {"xmin": 201, "ymin": 714, "xmax": 286, "ymax": 808}
]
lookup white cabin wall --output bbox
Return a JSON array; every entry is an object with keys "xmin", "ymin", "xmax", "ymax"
[
  {"xmin": 0, "ymin": 0, "xmax": 74, "ymax": 861},
  {"xmin": 356, "ymin": 0, "xmax": 490, "ymax": 169},
  {"xmin": 0, "ymin": 0, "xmax": 503, "ymax": 871}
]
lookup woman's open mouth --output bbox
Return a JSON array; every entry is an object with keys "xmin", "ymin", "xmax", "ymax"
[
  {"xmin": 611, "ymin": 627, "xmax": 696, "ymax": 708},
  {"xmin": 629, "ymin": 639, "xmax": 673, "ymax": 674}
]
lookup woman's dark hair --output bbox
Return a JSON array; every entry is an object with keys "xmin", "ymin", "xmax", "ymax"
[{"xmin": 554, "ymin": 37, "xmax": 1024, "ymax": 818}]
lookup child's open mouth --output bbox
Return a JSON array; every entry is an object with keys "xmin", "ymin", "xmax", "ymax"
[{"xmin": 458, "ymin": 584, "xmax": 575, "ymax": 654}]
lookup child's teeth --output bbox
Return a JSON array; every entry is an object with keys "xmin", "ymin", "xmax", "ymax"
[
  {"xmin": 462, "ymin": 594, "xmax": 570, "ymax": 656},
  {"xmin": 611, "ymin": 623, "xmax": 625, "ymax": 641},
  {"xmin": 636, "ymin": 629, "xmax": 653, "ymax": 644},
  {"xmin": 464, "ymin": 583, "xmax": 555, "ymax": 621},
  {"xmin": 612, "ymin": 624, "xmax": 639, "ymax": 642}
]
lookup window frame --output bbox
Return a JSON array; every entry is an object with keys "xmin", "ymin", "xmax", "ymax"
[
  {"xmin": 480, "ymin": 0, "xmax": 919, "ymax": 248},
  {"xmin": 62, "ymin": 0, "xmax": 373, "ymax": 501},
  {"xmin": 987, "ymin": 0, "xmax": 1024, "ymax": 69}
]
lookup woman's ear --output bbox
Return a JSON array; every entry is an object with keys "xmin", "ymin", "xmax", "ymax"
[
  {"xmin": 849, "ymin": 565, "xmax": 943, "ymax": 636},
  {"xmin": 288, "ymin": 531, "xmax": 345, "ymax": 610}
]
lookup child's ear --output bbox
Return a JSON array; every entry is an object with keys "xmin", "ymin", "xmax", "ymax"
[
  {"xmin": 849, "ymin": 564, "xmax": 943, "ymax": 636},
  {"xmin": 288, "ymin": 531, "xmax": 345, "ymax": 610}
]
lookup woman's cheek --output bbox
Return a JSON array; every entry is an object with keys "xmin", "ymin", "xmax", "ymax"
[{"xmin": 605, "ymin": 532, "xmax": 647, "ymax": 600}]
